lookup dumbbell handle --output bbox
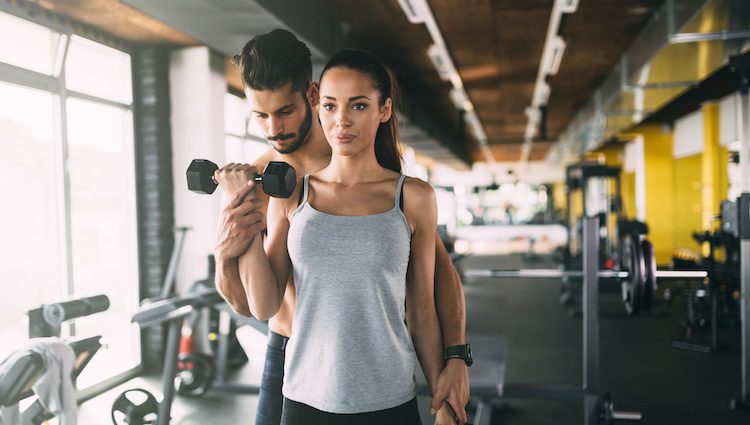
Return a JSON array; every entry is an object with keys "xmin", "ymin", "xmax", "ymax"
[{"xmin": 210, "ymin": 173, "xmax": 264, "ymax": 185}]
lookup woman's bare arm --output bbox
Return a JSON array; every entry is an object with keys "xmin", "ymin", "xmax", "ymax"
[
  {"xmin": 404, "ymin": 179, "xmax": 444, "ymax": 393},
  {"xmin": 236, "ymin": 183, "xmax": 297, "ymax": 320}
]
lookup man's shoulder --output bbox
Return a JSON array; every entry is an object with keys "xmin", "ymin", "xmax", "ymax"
[{"xmin": 250, "ymin": 149, "xmax": 280, "ymax": 171}]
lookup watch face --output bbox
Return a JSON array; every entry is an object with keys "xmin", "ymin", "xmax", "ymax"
[
  {"xmin": 445, "ymin": 344, "xmax": 473, "ymax": 366},
  {"xmin": 465, "ymin": 345, "xmax": 473, "ymax": 365}
]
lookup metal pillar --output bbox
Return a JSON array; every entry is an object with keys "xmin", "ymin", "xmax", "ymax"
[
  {"xmin": 158, "ymin": 318, "xmax": 183, "ymax": 425},
  {"xmin": 583, "ymin": 217, "xmax": 600, "ymax": 425},
  {"xmin": 735, "ymin": 55, "xmax": 750, "ymax": 406}
]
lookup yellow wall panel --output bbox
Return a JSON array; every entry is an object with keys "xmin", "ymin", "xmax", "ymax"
[
  {"xmin": 597, "ymin": 145, "xmax": 624, "ymax": 167},
  {"xmin": 552, "ymin": 181, "xmax": 567, "ymax": 214},
  {"xmin": 673, "ymin": 154, "xmax": 703, "ymax": 253},
  {"xmin": 702, "ymin": 102, "xmax": 721, "ymax": 230},
  {"xmin": 638, "ymin": 125, "xmax": 675, "ymax": 264},
  {"xmin": 621, "ymin": 171, "xmax": 636, "ymax": 220}
]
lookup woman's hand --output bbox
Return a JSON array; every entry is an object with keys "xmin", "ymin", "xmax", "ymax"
[{"xmin": 434, "ymin": 402, "xmax": 457, "ymax": 425}]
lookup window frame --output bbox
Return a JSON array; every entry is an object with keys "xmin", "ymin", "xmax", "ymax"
[{"xmin": 0, "ymin": 2, "xmax": 142, "ymax": 399}]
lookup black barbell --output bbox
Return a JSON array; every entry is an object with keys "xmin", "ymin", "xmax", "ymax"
[
  {"xmin": 463, "ymin": 265, "xmax": 707, "ymax": 315},
  {"xmin": 463, "ymin": 268, "xmax": 707, "ymax": 281}
]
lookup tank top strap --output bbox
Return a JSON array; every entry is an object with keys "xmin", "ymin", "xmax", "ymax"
[
  {"xmin": 301, "ymin": 175, "xmax": 310, "ymax": 205},
  {"xmin": 292, "ymin": 175, "xmax": 311, "ymax": 218},
  {"xmin": 394, "ymin": 174, "xmax": 406, "ymax": 209}
]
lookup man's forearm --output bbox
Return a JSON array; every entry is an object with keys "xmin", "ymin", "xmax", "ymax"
[
  {"xmin": 215, "ymin": 257, "xmax": 253, "ymax": 317},
  {"xmin": 435, "ymin": 238, "xmax": 467, "ymax": 347}
]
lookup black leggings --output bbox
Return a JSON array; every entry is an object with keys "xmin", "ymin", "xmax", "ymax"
[{"xmin": 280, "ymin": 397, "xmax": 422, "ymax": 425}]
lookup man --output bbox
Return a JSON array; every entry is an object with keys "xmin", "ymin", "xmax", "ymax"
[{"xmin": 213, "ymin": 29, "xmax": 469, "ymax": 425}]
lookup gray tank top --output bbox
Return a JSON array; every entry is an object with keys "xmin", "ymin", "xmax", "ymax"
[{"xmin": 284, "ymin": 174, "xmax": 416, "ymax": 414}]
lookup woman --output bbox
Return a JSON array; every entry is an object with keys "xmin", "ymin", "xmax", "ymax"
[{"xmin": 239, "ymin": 49, "xmax": 454, "ymax": 425}]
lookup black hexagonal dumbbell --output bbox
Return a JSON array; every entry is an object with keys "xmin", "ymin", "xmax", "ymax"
[{"xmin": 186, "ymin": 159, "xmax": 296, "ymax": 198}]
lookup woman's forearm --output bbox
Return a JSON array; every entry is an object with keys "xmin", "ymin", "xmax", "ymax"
[
  {"xmin": 215, "ymin": 257, "xmax": 252, "ymax": 317},
  {"xmin": 237, "ymin": 234, "xmax": 283, "ymax": 320}
]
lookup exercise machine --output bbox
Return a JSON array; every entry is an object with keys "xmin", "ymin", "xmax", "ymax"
[
  {"xmin": 562, "ymin": 162, "xmax": 656, "ymax": 315},
  {"xmin": 671, "ymin": 199, "xmax": 741, "ymax": 353},
  {"xmin": 0, "ymin": 294, "xmax": 109, "ymax": 424},
  {"xmin": 463, "ymin": 217, "xmax": 706, "ymax": 424},
  {"xmin": 111, "ymin": 286, "xmax": 268, "ymax": 425}
]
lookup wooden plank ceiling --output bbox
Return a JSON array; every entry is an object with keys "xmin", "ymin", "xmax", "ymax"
[
  {"xmin": 28, "ymin": 0, "xmax": 196, "ymax": 44},
  {"xmin": 320, "ymin": 0, "xmax": 664, "ymax": 162}
]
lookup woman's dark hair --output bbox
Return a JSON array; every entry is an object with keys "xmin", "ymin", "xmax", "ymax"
[
  {"xmin": 320, "ymin": 49, "xmax": 403, "ymax": 173},
  {"xmin": 233, "ymin": 29, "xmax": 311, "ymax": 92}
]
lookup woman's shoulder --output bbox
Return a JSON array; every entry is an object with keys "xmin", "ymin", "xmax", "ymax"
[
  {"xmin": 402, "ymin": 176, "xmax": 435, "ymax": 199},
  {"xmin": 402, "ymin": 176, "xmax": 436, "ymax": 218}
]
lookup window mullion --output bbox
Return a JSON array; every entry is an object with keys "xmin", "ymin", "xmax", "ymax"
[
  {"xmin": 66, "ymin": 89, "xmax": 132, "ymax": 110},
  {"xmin": 54, "ymin": 48, "xmax": 76, "ymax": 337},
  {"xmin": 0, "ymin": 61, "xmax": 58, "ymax": 92}
]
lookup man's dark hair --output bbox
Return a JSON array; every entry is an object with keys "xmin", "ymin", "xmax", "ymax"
[{"xmin": 232, "ymin": 29, "xmax": 312, "ymax": 92}]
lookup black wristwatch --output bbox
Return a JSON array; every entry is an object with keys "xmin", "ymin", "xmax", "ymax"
[{"xmin": 444, "ymin": 344, "xmax": 473, "ymax": 367}]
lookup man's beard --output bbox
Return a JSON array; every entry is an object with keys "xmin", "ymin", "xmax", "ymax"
[{"xmin": 268, "ymin": 96, "xmax": 313, "ymax": 155}]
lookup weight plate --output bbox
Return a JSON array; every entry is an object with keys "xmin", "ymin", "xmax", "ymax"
[
  {"xmin": 641, "ymin": 239, "xmax": 657, "ymax": 312},
  {"xmin": 175, "ymin": 353, "xmax": 216, "ymax": 398},
  {"xmin": 111, "ymin": 388, "xmax": 158, "ymax": 425},
  {"xmin": 620, "ymin": 234, "xmax": 645, "ymax": 315}
]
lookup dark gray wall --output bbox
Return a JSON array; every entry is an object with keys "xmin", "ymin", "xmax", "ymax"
[{"xmin": 132, "ymin": 46, "xmax": 175, "ymax": 371}]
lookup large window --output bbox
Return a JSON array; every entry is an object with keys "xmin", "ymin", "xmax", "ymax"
[
  {"xmin": 0, "ymin": 82, "xmax": 61, "ymax": 346},
  {"xmin": 0, "ymin": 10, "xmax": 140, "ymax": 390}
]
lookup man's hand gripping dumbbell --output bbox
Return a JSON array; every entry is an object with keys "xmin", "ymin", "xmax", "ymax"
[
  {"xmin": 186, "ymin": 159, "xmax": 296, "ymax": 259},
  {"xmin": 186, "ymin": 159, "xmax": 296, "ymax": 198}
]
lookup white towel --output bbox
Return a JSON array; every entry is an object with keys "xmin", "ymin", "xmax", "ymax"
[{"xmin": 28, "ymin": 338, "xmax": 77, "ymax": 425}]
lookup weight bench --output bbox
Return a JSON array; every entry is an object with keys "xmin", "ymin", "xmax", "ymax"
[
  {"xmin": 417, "ymin": 335, "xmax": 506, "ymax": 425},
  {"xmin": 0, "ymin": 336, "xmax": 103, "ymax": 425}
]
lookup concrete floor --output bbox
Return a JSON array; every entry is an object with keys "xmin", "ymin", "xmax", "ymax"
[{"xmin": 77, "ymin": 253, "xmax": 747, "ymax": 424}]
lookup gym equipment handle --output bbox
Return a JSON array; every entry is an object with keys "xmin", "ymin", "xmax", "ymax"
[
  {"xmin": 612, "ymin": 411, "xmax": 643, "ymax": 420},
  {"xmin": 42, "ymin": 294, "xmax": 110, "ymax": 326},
  {"xmin": 132, "ymin": 290, "xmax": 223, "ymax": 327}
]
